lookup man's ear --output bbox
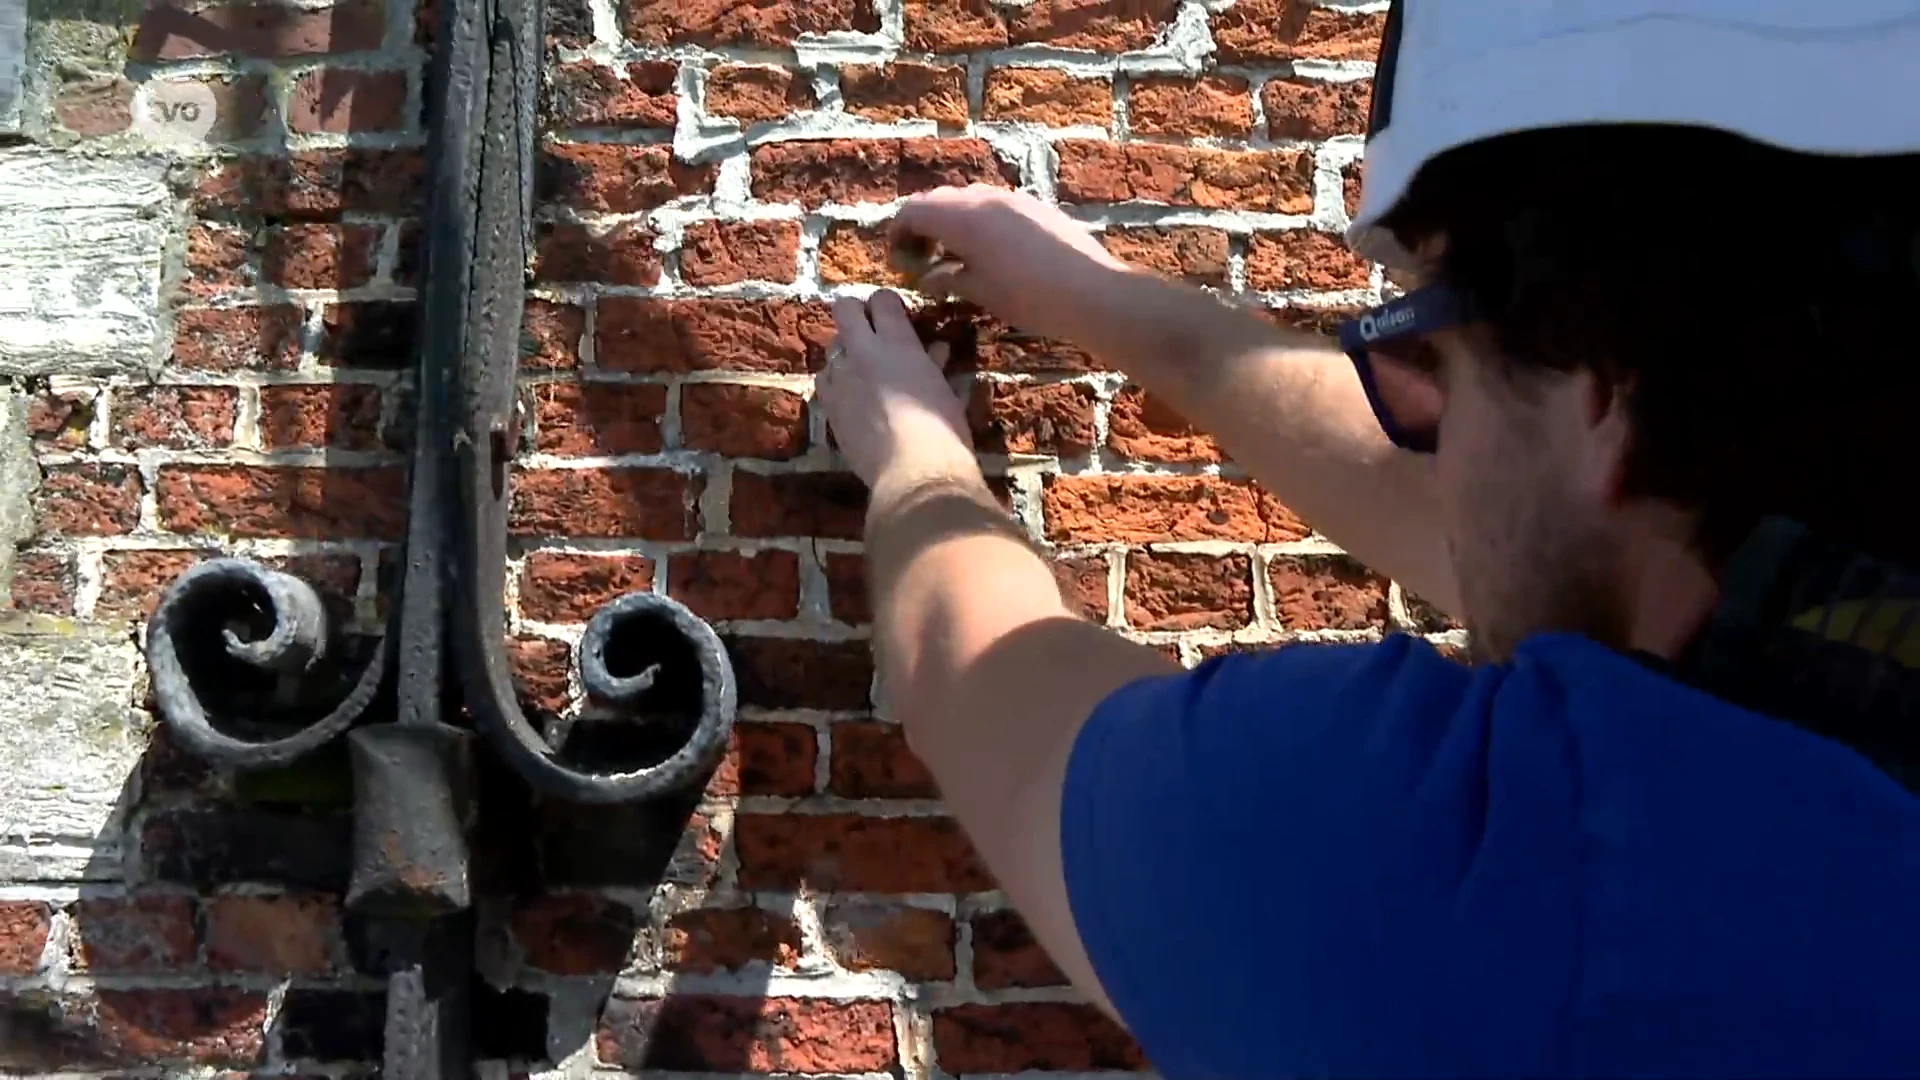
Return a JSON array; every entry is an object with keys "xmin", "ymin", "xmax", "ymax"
[{"xmin": 1579, "ymin": 370, "xmax": 1636, "ymax": 505}]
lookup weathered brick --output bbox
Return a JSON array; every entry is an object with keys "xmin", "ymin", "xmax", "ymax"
[
  {"xmin": 540, "ymin": 143, "xmax": 715, "ymax": 212},
  {"xmin": 1264, "ymin": 74, "xmax": 1372, "ymax": 140},
  {"xmin": 194, "ymin": 148, "xmax": 424, "ymax": 218},
  {"xmin": 205, "ymin": 892, "xmax": 340, "ymax": 974},
  {"xmin": 844, "ymin": 62, "xmax": 969, "ymax": 125},
  {"xmin": 665, "ymin": 907, "xmax": 803, "ymax": 973},
  {"xmin": 1268, "ymin": 554, "xmax": 1389, "ymax": 631},
  {"xmin": 983, "ymin": 68, "xmax": 1110, "ymax": 127},
  {"xmin": 829, "ymin": 721, "xmax": 938, "ymax": 798},
  {"xmin": 172, "ymin": 306, "xmax": 305, "ymax": 372},
  {"xmin": 1106, "ymin": 385, "xmax": 1223, "ymax": 462},
  {"xmin": 729, "ymin": 470, "xmax": 867, "ymax": 539},
  {"xmin": 1043, "ymin": 475, "xmax": 1309, "ymax": 543},
  {"xmin": 1056, "ymin": 141, "xmax": 1316, "ymax": 213},
  {"xmin": 52, "ymin": 74, "xmax": 133, "ymax": 136},
  {"xmin": 934, "ymin": 1003, "xmax": 1145, "ymax": 1073},
  {"xmin": 263, "ymin": 223, "xmax": 379, "ymax": 289},
  {"xmin": 679, "ymin": 219, "xmax": 801, "ymax": 286},
  {"xmin": 519, "ymin": 551, "xmax": 657, "ymax": 623},
  {"xmin": 1213, "ymin": 1, "xmax": 1386, "ymax": 63},
  {"xmin": 709, "ymin": 721, "xmax": 818, "ymax": 797},
  {"xmin": 1099, "ymin": 225, "xmax": 1229, "ymax": 286},
  {"xmin": 140, "ymin": 808, "xmax": 352, "ymax": 890},
  {"xmin": 704, "ymin": 64, "xmax": 814, "ymax": 123},
  {"xmin": 524, "ymin": 299, "xmax": 586, "ymax": 370},
  {"xmin": 258, "ymin": 384, "xmax": 385, "ymax": 451},
  {"xmin": 598, "ymin": 996, "xmax": 896, "ymax": 1073},
  {"xmin": 33, "ymin": 464, "xmax": 142, "ymax": 536},
  {"xmin": 970, "ymin": 910, "xmax": 1068, "ymax": 989},
  {"xmin": 825, "ymin": 552, "xmax": 870, "ymax": 624},
  {"xmin": 319, "ymin": 300, "xmax": 417, "ymax": 369},
  {"xmin": 1052, "ymin": 555, "xmax": 1111, "ymax": 621},
  {"xmin": 749, "ymin": 138, "xmax": 1016, "ymax": 208},
  {"xmin": 623, "ymin": 0, "xmax": 879, "ymax": 48},
  {"xmin": 1259, "ymin": 302, "xmax": 1364, "ymax": 339},
  {"xmin": 155, "ymin": 465, "xmax": 406, "ymax": 539},
  {"xmin": 98, "ymin": 550, "xmax": 359, "ymax": 622},
  {"xmin": 141, "ymin": 73, "xmax": 270, "ymax": 140},
  {"xmin": 26, "ymin": 389, "xmax": 94, "ymax": 450},
  {"xmin": 9, "ymin": 551, "xmax": 76, "ymax": 615},
  {"xmin": 534, "ymin": 221, "xmax": 662, "ymax": 287},
  {"xmin": 681, "ymin": 383, "xmax": 809, "ymax": 459},
  {"xmin": 903, "ymin": 0, "xmax": 1008, "ymax": 51},
  {"xmin": 112, "ymin": 385, "xmax": 238, "ymax": 449},
  {"xmin": 1006, "ymin": 0, "xmax": 1177, "ymax": 49},
  {"xmin": 1125, "ymin": 551, "xmax": 1254, "ymax": 630},
  {"xmin": 288, "ymin": 68, "xmax": 409, "ymax": 133},
  {"xmin": 1129, "ymin": 75, "xmax": 1252, "ymax": 137},
  {"xmin": 90, "ymin": 988, "xmax": 269, "ymax": 1066},
  {"xmin": 512, "ymin": 893, "xmax": 640, "ymax": 975},
  {"xmin": 822, "ymin": 900, "xmax": 955, "ymax": 981},
  {"xmin": 509, "ymin": 468, "xmax": 702, "ymax": 539},
  {"xmin": 1247, "ymin": 228, "xmax": 1373, "ymax": 291},
  {"xmin": 529, "ymin": 380, "xmax": 667, "ymax": 456},
  {"xmin": 668, "ymin": 550, "xmax": 802, "ymax": 621},
  {"xmin": 69, "ymin": 894, "xmax": 196, "ymax": 973},
  {"xmin": 0, "ymin": 901, "xmax": 50, "ymax": 975},
  {"xmin": 597, "ymin": 298, "xmax": 835, "ymax": 374},
  {"xmin": 545, "ymin": 0, "xmax": 592, "ymax": 47},
  {"xmin": 183, "ymin": 223, "xmax": 252, "ymax": 298},
  {"xmin": 817, "ymin": 223, "xmax": 910, "ymax": 287},
  {"xmin": 735, "ymin": 815, "xmax": 991, "ymax": 892},
  {"xmin": 131, "ymin": 0, "xmax": 385, "ymax": 60},
  {"xmin": 508, "ymin": 634, "xmax": 573, "ymax": 714},
  {"xmin": 727, "ymin": 636, "xmax": 874, "ymax": 710},
  {"xmin": 966, "ymin": 380, "xmax": 1098, "ymax": 456},
  {"xmin": 549, "ymin": 60, "xmax": 678, "ymax": 128}
]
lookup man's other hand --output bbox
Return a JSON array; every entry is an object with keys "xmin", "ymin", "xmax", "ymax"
[{"xmin": 818, "ymin": 289, "xmax": 974, "ymax": 490}]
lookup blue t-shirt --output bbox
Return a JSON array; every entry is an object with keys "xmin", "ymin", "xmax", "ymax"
[{"xmin": 1061, "ymin": 632, "xmax": 1920, "ymax": 1078}]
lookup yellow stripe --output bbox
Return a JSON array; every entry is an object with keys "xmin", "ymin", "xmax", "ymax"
[{"xmin": 1789, "ymin": 599, "xmax": 1920, "ymax": 668}]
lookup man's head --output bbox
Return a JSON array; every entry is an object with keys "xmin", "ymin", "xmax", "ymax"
[{"xmin": 1360, "ymin": 125, "xmax": 1920, "ymax": 661}]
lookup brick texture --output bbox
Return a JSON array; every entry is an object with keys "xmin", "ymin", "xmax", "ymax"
[{"xmin": 0, "ymin": 1, "xmax": 1443, "ymax": 1075}]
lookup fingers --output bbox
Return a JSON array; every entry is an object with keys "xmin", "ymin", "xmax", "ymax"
[
  {"xmin": 913, "ymin": 259, "xmax": 975, "ymax": 302},
  {"xmin": 831, "ymin": 295, "xmax": 874, "ymax": 349},
  {"xmin": 865, "ymin": 289, "xmax": 919, "ymax": 349}
]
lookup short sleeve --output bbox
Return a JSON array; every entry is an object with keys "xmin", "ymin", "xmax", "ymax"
[{"xmin": 1059, "ymin": 634, "xmax": 1580, "ymax": 1079}]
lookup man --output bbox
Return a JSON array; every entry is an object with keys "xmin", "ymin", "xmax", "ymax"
[{"xmin": 812, "ymin": 1, "xmax": 1920, "ymax": 1075}]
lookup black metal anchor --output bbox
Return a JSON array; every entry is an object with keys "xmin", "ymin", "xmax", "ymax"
[{"xmin": 141, "ymin": 0, "xmax": 736, "ymax": 1073}]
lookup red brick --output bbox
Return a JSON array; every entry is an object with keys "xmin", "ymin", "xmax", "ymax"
[
  {"xmin": 598, "ymin": 996, "xmax": 895, "ymax": 1073},
  {"xmin": 965, "ymin": 317, "xmax": 1103, "ymax": 372},
  {"xmin": 903, "ymin": 0, "xmax": 1008, "ymax": 51},
  {"xmin": 728, "ymin": 636, "xmax": 873, "ymax": 710},
  {"xmin": 258, "ymin": 384, "xmax": 384, "ymax": 451},
  {"xmin": 1044, "ymin": 475, "xmax": 1308, "ymax": 543},
  {"xmin": 33, "ymin": 464, "xmax": 142, "ymax": 536},
  {"xmin": 530, "ymin": 380, "xmax": 667, "ymax": 456},
  {"xmin": 171, "ymin": 306, "xmax": 304, "ymax": 372},
  {"xmin": 519, "ymin": 551, "xmax": 657, "ymax": 623},
  {"xmin": 983, "ymin": 68, "xmax": 1110, "ymax": 127},
  {"xmin": 25, "ymin": 389, "xmax": 90, "ymax": 450},
  {"xmin": 623, "ymin": 0, "xmax": 879, "ymax": 48},
  {"xmin": 668, "ymin": 549, "xmax": 801, "ymax": 621},
  {"xmin": 509, "ymin": 467, "xmax": 702, "ymax": 540},
  {"xmin": 111, "ymin": 385, "xmax": 237, "ymax": 450},
  {"xmin": 513, "ymin": 893, "xmax": 640, "ymax": 975},
  {"xmin": 53, "ymin": 74, "xmax": 133, "ymax": 137},
  {"xmin": 1057, "ymin": 141, "xmax": 1316, "ymax": 213},
  {"xmin": 729, "ymin": 470, "xmax": 867, "ymax": 539},
  {"xmin": 540, "ymin": 143, "xmax": 715, "ymax": 212},
  {"xmin": 69, "ymin": 894, "xmax": 197, "ymax": 973},
  {"xmin": 98, "ymin": 550, "xmax": 359, "ymax": 621},
  {"xmin": 970, "ymin": 910, "xmax": 1067, "ymax": 989},
  {"xmin": 509, "ymin": 634, "xmax": 573, "ymax": 714},
  {"xmin": 288, "ymin": 68, "xmax": 408, "ymax": 133},
  {"xmin": 828, "ymin": 720, "xmax": 937, "ymax": 798},
  {"xmin": 1129, "ymin": 75, "xmax": 1252, "ymax": 137},
  {"xmin": 749, "ymin": 138, "xmax": 1016, "ymax": 208},
  {"xmin": 1125, "ymin": 551, "xmax": 1254, "ymax": 631},
  {"xmin": 183, "ymin": 224, "xmax": 252, "ymax": 298},
  {"xmin": 934, "ymin": 1003, "xmax": 1145, "ymax": 1073},
  {"xmin": 1264, "ymin": 74, "xmax": 1372, "ymax": 141},
  {"xmin": 825, "ymin": 552, "xmax": 870, "ymax": 624},
  {"xmin": 843, "ymin": 62, "xmax": 969, "ymax": 126},
  {"xmin": 597, "ymin": 298, "xmax": 835, "ymax": 374},
  {"xmin": 9, "ymin": 551, "xmax": 75, "ymax": 615},
  {"xmin": 1248, "ymin": 228, "xmax": 1372, "ymax": 292},
  {"xmin": 90, "ymin": 988, "xmax": 269, "ymax": 1066},
  {"xmin": 139, "ymin": 73, "xmax": 270, "ymax": 140},
  {"xmin": 679, "ymin": 219, "xmax": 800, "ymax": 286},
  {"xmin": 263, "ymin": 223, "xmax": 379, "ymax": 289},
  {"xmin": 735, "ymin": 814, "xmax": 990, "ymax": 892},
  {"xmin": 680, "ymin": 383, "xmax": 808, "ymax": 459},
  {"xmin": 1099, "ymin": 225, "xmax": 1229, "ymax": 286},
  {"xmin": 132, "ymin": 0, "xmax": 385, "ymax": 60},
  {"xmin": 817, "ymin": 223, "xmax": 909, "ymax": 287},
  {"xmin": 1106, "ymin": 385, "xmax": 1223, "ymax": 462},
  {"xmin": 545, "ymin": 0, "xmax": 592, "ymax": 49},
  {"xmin": 1006, "ymin": 0, "xmax": 1178, "ymax": 49},
  {"xmin": 1268, "ymin": 554, "xmax": 1389, "ymax": 631},
  {"xmin": 0, "ymin": 901, "xmax": 50, "ymax": 975},
  {"xmin": 549, "ymin": 60, "xmax": 678, "ymax": 128},
  {"xmin": 822, "ymin": 900, "xmax": 955, "ymax": 980},
  {"xmin": 524, "ymin": 299, "xmax": 586, "ymax": 371},
  {"xmin": 1259, "ymin": 302, "xmax": 1363, "ymax": 339},
  {"xmin": 155, "ymin": 465, "xmax": 406, "ymax": 539},
  {"xmin": 1052, "ymin": 555, "xmax": 1111, "ymax": 621},
  {"xmin": 194, "ymin": 148, "xmax": 424, "ymax": 218},
  {"xmin": 708, "ymin": 721, "xmax": 818, "ymax": 797},
  {"xmin": 704, "ymin": 64, "xmax": 813, "ymax": 123},
  {"xmin": 665, "ymin": 907, "xmax": 803, "ymax": 973},
  {"xmin": 1344, "ymin": 159, "xmax": 1362, "ymax": 216},
  {"xmin": 319, "ymin": 300, "xmax": 416, "ymax": 368},
  {"xmin": 1214, "ymin": 1, "xmax": 1386, "ymax": 63},
  {"xmin": 966, "ymin": 380, "xmax": 1097, "ymax": 456},
  {"xmin": 204, "ymin": 892, "xmax": 339, "ymax": 975}
]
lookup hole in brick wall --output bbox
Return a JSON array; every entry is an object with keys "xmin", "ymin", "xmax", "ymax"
[{"xmin": 470, "ymin": 983, "xmax": 549, "ymax": 1061}]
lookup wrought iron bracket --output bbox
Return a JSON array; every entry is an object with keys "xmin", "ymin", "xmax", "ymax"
[{"xmin": 141, "ymin": 0, "xmax": 737, "ymax": 1073}]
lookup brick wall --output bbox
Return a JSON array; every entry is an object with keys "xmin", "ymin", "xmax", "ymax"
[{"xmin": 0, "ymin": 0, "xmax": 1462, "ymax": 1073}]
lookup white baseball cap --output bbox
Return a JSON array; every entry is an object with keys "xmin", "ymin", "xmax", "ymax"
[{"xmin": 1345, "ymin": 0, "xmax": 1920, "ymax": 270}]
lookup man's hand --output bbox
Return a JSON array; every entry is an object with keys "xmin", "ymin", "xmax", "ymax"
[{"xmin": 817, "ymin": 289, "xmax": 974, "ymax": 490}]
